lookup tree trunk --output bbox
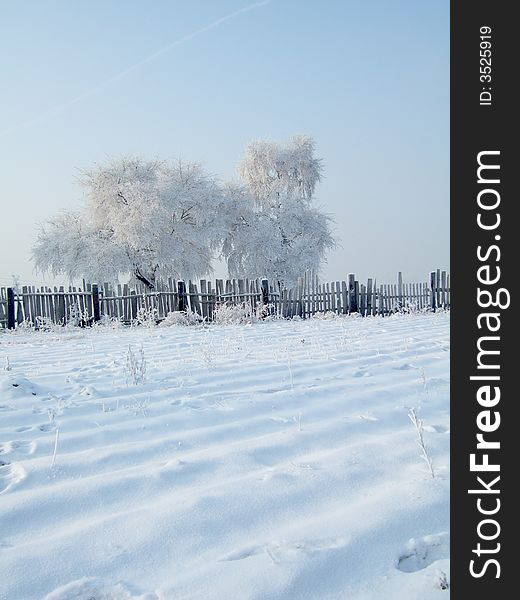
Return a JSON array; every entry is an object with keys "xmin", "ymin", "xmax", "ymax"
[{"xmin": 134, "ymin": 267, "xmax": 155, "ymax": 290}]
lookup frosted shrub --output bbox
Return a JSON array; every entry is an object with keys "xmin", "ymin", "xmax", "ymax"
[
  {"xmin": 159, "ymin": 310, "xmax": 203, "ymax": 327},
  {"xmin": 35, "ymin": 316, "xmax": 59, "ymax": 332},
  {"xmin": 263, "ymin": 303, "xmax": 285, "ymax": 320},
  {"xmin": 310, "ymin": 311, "xmax": 344, "ymax": 321},
  {"xmin": 66, "ymin": 303, "xmax": 90, "ymax": 328},
  {"xmin": 96, "ymin": 314, "xmax": 124, "ymax": 329},
  {"xmin": 124, "ymin": 396, "xmax": 150, "ymax": 417},
  {"xmin": 401, "ymin": 299, "xmax": 420, "ymax": 313},
  {"xmin": 126, "ymin": 344, "xmax": 146, "ymax": 385},
  {"xmin": 389, "ymin": 298, "xmax": 441, "ymax": 315},
  {"xmin": 408, "ymin": 408, "xmax": 435, "ymax": 479},
  {"xmin": 213, "ymin": 302, "xmax": 259, "ymax": 325},
  {"xmin": 17, "ymin": 318, "xmax": 35, "ymax": 331},
  {"xmin": 394, "ymin": 299, "xmax": 432, "ymax": 315},
  {"xmin": 134, "ymin": 306, "xmax": 158, "ymax": 328},
  {"xmin": 434, "ymin": 570, "xmax": 450, "ymax": 590},
  {"xmin": 11, "ymin": 274, "xmax": 21, "ymax": 294}
]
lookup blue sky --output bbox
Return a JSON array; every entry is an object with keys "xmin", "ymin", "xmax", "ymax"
[{"xmin": 0, "ymin": 0, "xmax": 449, "ymax": 287}]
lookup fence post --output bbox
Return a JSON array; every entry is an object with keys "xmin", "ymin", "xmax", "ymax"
[
  {"xmin": 397, "ymin": 271, "xmax": 403, "ymax": 310},
  {"xmin": 441, "ymin": 270, "xmax": 447, "ymax": 309},
  {"xmin": 261, "ymin": 278, "xmax": 269, "ymax": 305},
  {"xmin": 92, "ymin": 284, "xmax": 101, "ymax": 323},
  {"xmin": 359, "ymin": 284, "xmax": 366, "ymax": 316},
  {"xmin": 297, "ymin": 277, "xmax": 304, "ymax": 318},
  {"xmin": 189, "ymin": 281, "xmax": 201, "ymax": 315},
  {"xmin": 430, "ymin": 271, "xmax": 436, "ymax": 312},
  {"xmin": 178, "ymin": 280, "xmax": 187, "ymax": 312},
  {"xmin": 260, "ymin": 278, "xmax": 269, "ymax": 317},
  {"xmin": 7, "ymin": 288, "xmax": 15, "ymax": 329},
  {"xmin": 130, "ymin": 290, "xmax": 137, "ymax": 321},
  {"xmin": 348, "ymin": 274, "xmax": 357, "ymax": 313},
  {"xmin": 58, "ymin": 286, "xmax": 66, "ymax": 325}
]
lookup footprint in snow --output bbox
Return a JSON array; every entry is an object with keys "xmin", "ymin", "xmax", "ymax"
[
  {"xmin": 0, "ymin": 462, "xmax": 27, "ymax": 494},
  {"xmin": 38, "ymin": 423, "xmax": 57, "ymax": 433},
  {"xmin": 342, "ymin": 414, "xmax": 378, "ymax": 422},
  {"xmin": 42, "ymin": 577, "xmax": 159, "ymax": 600},
  {"xmin": 72, "ymin": 385, "xmax": 99, "ymax": 399},
  {"xmin": 0, "ymin": 440, "xmax": 36, "ymax": 456},
  {"xmin": 258, "ymin": 467, "xmax": 296, "ymax": 482},
  {"xmin": 258, "ymin": 462, "xmax": 321, "ymax": 482},
  {"xmin": 425, "ymin": 377, "xmax": 449, "ymax": 389},
  {"xmin": 211, "ymin": 400, "xmax": 233, "ymax": 411},
  {"xmin": 358, "ymin": 414, "xmax": 378, "ymax": 422},
  {"xmin": 14, "ymin": 426, "xmax": 32, "ymax": 433},
  {"xmin": 221, "ymin": 537, "xmax": 348, "ymax": 564},
  {"xmin": 0, "ymin": 375, "xmax": 38, "ymax": 398},
  {"xmin": 396, "ymin": 531, "xmax": 449, "ymax": 573},
  {"xmin": 354, "ymin": 368, "xmax": 371, "ymax": 378},
  {"xmin": 269, "ymin": 416, "xmax": 291, "ymax": 424},
  {"xmin": 393, "ymin": 363, "xmax": 415, "ymax": 370},
  {"xmin": 157, "ymin": 459, "xmax": 186, "ymax": 478}
]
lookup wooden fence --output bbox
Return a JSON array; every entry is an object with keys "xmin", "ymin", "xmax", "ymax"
[{"xmin": 0, "ymin": 270, "xmax": 449, "ymax": 329}]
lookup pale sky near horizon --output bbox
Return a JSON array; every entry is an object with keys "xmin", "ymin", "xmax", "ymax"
[{"xmin": 0, "ymin": 0, "xmax": 449, "ymax": 288}]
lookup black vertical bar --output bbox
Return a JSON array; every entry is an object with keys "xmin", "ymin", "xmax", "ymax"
[
  {"xmin": 260, "ymin": 278, "xmax": 270, "ymax": 318},
  {"xmin": 92, "ymin": 284, "xmax": 100, "ymax": 323},
  {"xmin": 347, "ymin": 274, "xmax": 355, "ymax": 313},
  {"xmin": 261, "ymin": 278, "xmax": 269, "ymax": 307},
  {"xmin": 430, "ymin": 271, "xmax": 436, "ymax": 312},
  {"xmin": 177, "ymin": 280, "xmax": 187, "ymax": 312},
  {"xmin": 352, "ymin": 280, "xmax": 359, "ymax": 314},
  {"xmin": 7, "ymin": 287, "xmax": 15, "ymax": 329},
  {"xmin": 452, "ymin": 1, "xmax": 515, "ymax": 596}
]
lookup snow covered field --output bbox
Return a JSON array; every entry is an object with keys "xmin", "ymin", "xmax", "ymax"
[{"xmin": 0, "ymin": 313, "xmax": 450, "ymax": 600}]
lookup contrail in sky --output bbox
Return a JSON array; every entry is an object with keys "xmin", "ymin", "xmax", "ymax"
[{"xmin": 0, "ymin": 0, "xmax": 271, "ymax": 137}]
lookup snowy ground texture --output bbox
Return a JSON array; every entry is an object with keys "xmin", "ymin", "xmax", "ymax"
[{"xmin": 0, "ymin": 313, "xmax": 450, "ymax": 600}]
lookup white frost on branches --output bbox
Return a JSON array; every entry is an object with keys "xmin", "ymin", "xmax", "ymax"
[
  {"xmin": 238, "ymin": 135, "xmax": 323, "ymax": 208},
  {"xmin": 33, "ymin": 136, "xmax": 336, "ymax": 288},
  {"xmin": 33, "ymin": 158, "xmax": 231, "ymax": 288},
  {"xmin": 223, "ymin": 135, "xmax": 336, "ymax": 287}
]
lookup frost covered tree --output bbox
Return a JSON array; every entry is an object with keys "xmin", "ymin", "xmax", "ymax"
[
  {"xmin": 222, "ymin": 136, "xmax": 335, "ymax": 286},
  {"xmin": 33, "ymin": 158, "xmax": 231, "ymax": 288}
]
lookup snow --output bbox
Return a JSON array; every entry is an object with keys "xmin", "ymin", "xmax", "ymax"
[{"xmin": 0, "ymin": 313, "xmax": 450, "ymax": 599}]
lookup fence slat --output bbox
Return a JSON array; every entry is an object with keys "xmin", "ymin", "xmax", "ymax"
[
  {"xmin": 178, "ymin": 281, "xmax": 187, "ymax": 312},
  {"xmin": 366, "ymin": 279, "xmax": 373, "ymax": 316},
  {"xmin": 397, "ymin": 272, "xmax": 403, "ymax": 309},
  {"xmin": 348, "ymin": 274, "xmax": 356, "ymax": 313},
  {"xmin": 430, "ymin": 272, "xmax": 436, "ymax": 311},
  {"xmin": 441, "ymin": 270, "xmax": 447, "ymax": 308},
  {"xmin": 7, "ymin": 288, "xmax": 15, "ymax": 329}
]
